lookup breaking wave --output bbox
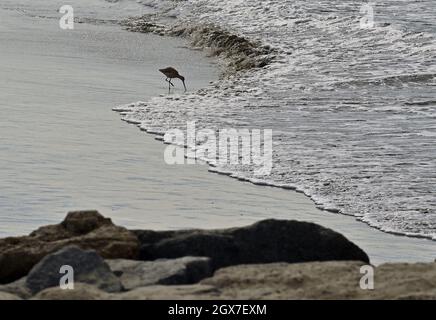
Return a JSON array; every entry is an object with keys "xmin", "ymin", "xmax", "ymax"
[{"xmin": 115, "ymin": 0, "xmax": 436, "ymax": 240}]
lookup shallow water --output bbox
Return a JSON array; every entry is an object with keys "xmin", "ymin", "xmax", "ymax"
[
  {"xmin": 124, "ymin": 0, "xmax": 436, "ymax": 240},
  {"xmin": 0, "ymin": 0, "xmax": 435, "ymax": 264},
  {"xmin": 0, "ymin": 1, "xmax": 218, "ymax": 235}
]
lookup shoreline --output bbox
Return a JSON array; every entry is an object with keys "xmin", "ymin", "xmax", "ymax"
[
  {"xmin": 112, "ymin": 8, "xmax": 436, "ymax": 250},
  {"xmin": 0, "ymin": 0, "xmax": 434, "ymax": 265},
  {"xmin": 118, "ymin": 112, "xmax": 436, "ymax": 246},
  {"xmin": 115, "ymin": 0, "xmax": 436, "ymax": 241},
  {"xmin": 114, "ymin": 116, "xmax": 436, "ymax": 265},
  {"xmin": 0, "ymin": 0, "xmax": 434, "ymax": 302}
]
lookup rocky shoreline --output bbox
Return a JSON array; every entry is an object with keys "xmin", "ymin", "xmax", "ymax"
[{"xmin": 0, "ymin": 211, "xmax": 434, "ymax": 300}]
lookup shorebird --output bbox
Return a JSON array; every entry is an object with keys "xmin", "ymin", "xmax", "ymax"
[{"xmin": 159, "ymin": 67, "xmax": 187, "ymax": 92}]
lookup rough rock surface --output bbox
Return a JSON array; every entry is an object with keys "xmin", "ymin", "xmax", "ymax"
[
  {"xmin": 26, "ymin": 246, "xmax": 122, "ymax": 294},
  {"xmin": 30, "ymin": 261, "xmax": 436, "ymax": 300},
  {"xmin": 32, "ymin": 283, "xmax": 110, "ymax": 300},
  {"xmin": 114, "ymin": 284, "xmax": 219, "ymax": 300},
  {"xmin": 0, "ymin": 210, "xmax": 139, "ymax": 283},
  {"xmin": 107, "ymin": 257, "xmax": 212, "ymax": 290},
  {"xmin": 32, "ymin": 283, "xmax": 217, "ymax": 300},
  {"xmin": 0, "ymin": 277, "xmax": 31, "ymax": 299},
  {"xmin": 197, "ymin": 261, "xmax": 436, "ymax": 299},
  {"xmin": 134, "ymin": 219, "xmax": 370, "ymax": 270},
  {"xmin": 0, "ymin": 291, "xmax": 22, "ymax": 300}
]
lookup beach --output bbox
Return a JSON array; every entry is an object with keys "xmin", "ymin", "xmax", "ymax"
[
  {"xmin": 0, "ymin": 0, "xmax": 435, "ymax": 302},
  {"xmin": 120, "ymin": 0, "xmax": 436, "ymax": 241},
  {"xmin": 0, "ymin": 0, "xmax": 435, "ymax": 266}
]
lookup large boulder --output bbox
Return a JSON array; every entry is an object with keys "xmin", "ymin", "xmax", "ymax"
[
  {"xmin": 107, "ymin": 257, "xmax": 212, "ymax": 290},
  {"xmin": 26, "ymin": 246, "xmax": 122, "ymax": 294},
  {"xmin": 0, "ymin": 211, "xmax": 139, "ymax": 283},
  {"xmin": 134, "ymin": 219, "xmax": 369, "ymax": 270}
]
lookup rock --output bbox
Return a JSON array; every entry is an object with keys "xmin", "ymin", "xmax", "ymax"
[
  {"xmin": 200, "ymin": 261, "xmax": 366, "ymax": 299},
  {"xmin": 113, "ymin": 284, "xmax": 218, "ymax": 300},
  {"xmin": 26, "ymin": 246, "xmax": 122, "ymax": 294},
  {"xmin": 0, "ymin": 292, "xmax": 21, "ymax": 300},
  {"xmin": 106, "ymin": 257, "xmax": 212, "ymax": 290},
  {"xmin": 32, "ymin": 261, "xmax": 436, "ymax": 300},
  {"xmin": 197, "ymin": 261, "xmax": 436, "ymax": 299},
  {"xmin": 369, "ymin": 262, "xmax": 436, "ymax": 300},
  {"xmin": 32, "ymin": 283, "xmax": 217, "ymax": 300},
  {"xmin": 0, "ymin": 210, "xmax": 139, "ymax": 283},
  {"xmin": 32, "ymin": 283, "xmax": 110, "ymax": 300},
  {"xmin": 110, "ymin": 261, "xmax": 436, "ymax": 300},
  {"xmin": 0, "ymin": 277, "xmax": 31, "ymax": 299},
  {"xmin": 134, "ymin": 219, "xmax": 369, "ymax": 270}
]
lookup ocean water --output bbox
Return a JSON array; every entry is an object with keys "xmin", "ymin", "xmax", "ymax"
[
  {"xmin": 0, "ymin": 0, "xmax": 434, "ymax": 262},
  {"xmin": 0, "ymin": 0, "xmax": 218, "ymax": 236},
  {"xmin": 117, "ymin": 0, "xmax": 436, "ymax": 240}
]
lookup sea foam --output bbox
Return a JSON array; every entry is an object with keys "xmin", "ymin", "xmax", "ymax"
[{"xmin": 115, "ymin": 0, "xmax": 436, "ymax": 240}]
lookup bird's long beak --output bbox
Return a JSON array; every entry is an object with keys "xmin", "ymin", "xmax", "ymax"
[{"xmin": 182, "ymin": 80, "xmax": 187, "ymax": 92}]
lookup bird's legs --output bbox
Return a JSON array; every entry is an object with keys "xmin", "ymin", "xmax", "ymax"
[{"xmin": 165, "ymin": 78, "xmax": 175, "ymax": 92}]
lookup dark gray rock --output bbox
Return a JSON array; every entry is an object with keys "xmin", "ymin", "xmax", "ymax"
[
  {"xmin": 107, "ymin": 256, "xmax": 212, "ymax": 290},
  {"xmin": 133, "ymin": 219, "xmax": 370, "ymax": 270},
  {"xmin": 0, "ymin": 210, "xmax": 139, "ymax": 284},
  {"xmin": 26, "ymin": 245, "xmax": 122, "ymax": 294}
]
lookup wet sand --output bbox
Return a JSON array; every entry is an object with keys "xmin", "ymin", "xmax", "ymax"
[{"xmin": 0, "ymin": 2, "xmax": 434, "ymax": 265}]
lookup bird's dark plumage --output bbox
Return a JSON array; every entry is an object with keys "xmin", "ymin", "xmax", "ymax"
[{"xmin": 159, "ymin": 67, "xmax": 186, "ymax": 92}]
